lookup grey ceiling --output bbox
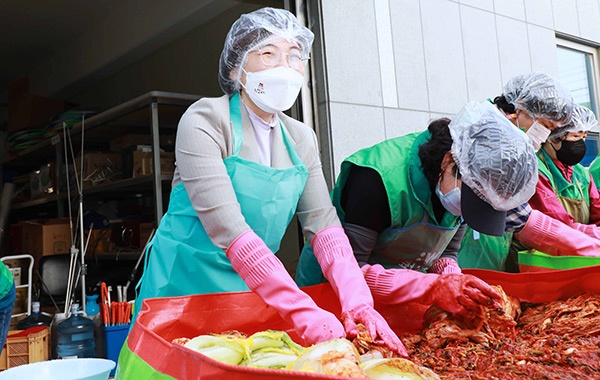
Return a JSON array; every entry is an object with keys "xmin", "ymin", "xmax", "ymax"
[{"xmin": 0, "ymin": 0, "xmax": 121, "ymax": 103}]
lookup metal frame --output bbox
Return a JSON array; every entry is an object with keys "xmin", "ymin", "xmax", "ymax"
[{"xmin": 1, "ymin": 254, "xmax": 34, "ymax": 320}]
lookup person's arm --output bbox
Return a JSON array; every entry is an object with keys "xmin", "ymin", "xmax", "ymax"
[
  {"xmin": 175, "ymin": 97, "xmax": 251, "ymax": 249},
  {"xmin": 362, "ymin": 264, "xmax": 501, "ymax": 317},
  {"xmin": 341, "ymin": 165, "xmax": 391, "ymax": 266},
  {"xmin": 292, "ymin": 124, "xmax": 406, "ymax": 356},
  {"xmin": 529, "ymin": 173, "xmax": 600, "ymax": 240},
  {"xmin": 428, "ymin": 223, "xmax": 465, "ymax": 274},
  {"xmin": 515, "ymin": 209, "xmax": 600, "ymax": 256}
]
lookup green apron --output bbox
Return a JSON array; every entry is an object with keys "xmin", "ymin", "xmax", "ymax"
[
  {"xmin": 296, "ymin": 131, "xmax": 460, "ymax": 287},
  {"xmin": 134, "ymin": 93, "xmax": 309, "ymax": 316},
  {"xmin": 589, "ymin": 155, "xmax": 600, "ymax": 190},
  {"xmin": 537, "ymin": 150, "xmax": 590, "ymax": 223},
  {"xmin": 514, "ymin": 150, "xmax": 592, "ymax": 272},
  {"xmin": 457, "ymin": 228, "xmax": 513, "ymax": 271}
]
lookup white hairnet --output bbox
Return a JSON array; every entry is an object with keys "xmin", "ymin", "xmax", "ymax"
[
  {"xmin": 450, "ymin": 101, "xmax": 538, "ymax": 211},
  {"xmin": 218, "ymin": 7, "xmax": 314, "ymax": 95},
  {"xmin": 549, "ymin": 104, "xmax": 598, "ymax": 139},
  {"xmin": 503, "ymin": 72, "xmax": 574, "ymax": 125}
]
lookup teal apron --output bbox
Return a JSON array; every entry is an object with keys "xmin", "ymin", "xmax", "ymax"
[{"xmin": 134, "ymin": 93, "xmax": 309, "ymax": 317}]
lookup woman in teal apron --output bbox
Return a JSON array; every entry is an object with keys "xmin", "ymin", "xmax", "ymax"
[
  {"xmin": 121, "ymin": 7, "xmax": 405, "ymax": 368},
  {"xmin": 296, "ymin": 101, "xmax": 537, "ymax": 317}
]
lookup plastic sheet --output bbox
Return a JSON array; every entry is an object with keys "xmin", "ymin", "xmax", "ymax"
[{"xmin": 123, "ymin": 266, "xmax": 600, "ymax": 379}]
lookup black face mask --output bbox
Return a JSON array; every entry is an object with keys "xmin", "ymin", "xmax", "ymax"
[{"xmin": 554, "ymin": 139, "xmax": 587, "ymax": 166}]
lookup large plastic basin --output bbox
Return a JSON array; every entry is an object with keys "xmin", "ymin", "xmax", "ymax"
[{"xmin": 0, "ymin": 358, "xmax": 116, "ymax": 380}]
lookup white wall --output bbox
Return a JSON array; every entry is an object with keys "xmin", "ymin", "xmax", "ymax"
[{"xmin": 319, "ymin": 0, "xmax": 600, "ymax": 178}]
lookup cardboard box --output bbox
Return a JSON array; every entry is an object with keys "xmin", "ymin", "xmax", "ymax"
[
  {"xmin": 1, "ymin": 257, "xmax": 29, "ymax": 286},
  {"xmin": 87, "ymin": 229, "xmax": 112, "ymax": 254},
  {"xmin": 8, "ymin": 78, "xmax": 65, "ymax": 132},
  {"xmin": 8, "ymin": 268, "xmax": 21, "ymax": 286},
  {"xmin": 12, "ymin": 287, "xmax": 28, "ymax": 316},
  {"xmin": 74, "ymin": 152, "xmax": 123, "ymax": 186},
  {"xmin": 132, "ymin": 151, "xmax": 175, "ymax": 178},
  {"xmin": 22, "ymin": 218, "xmax": 72, "ymax": 257},
  {"xmin": 6, "ymin": 223, "xmax": 26, "ymax": 254}
]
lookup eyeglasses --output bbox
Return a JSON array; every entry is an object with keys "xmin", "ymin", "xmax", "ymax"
[{"xmin": 254, "ymin": 46, "xmax": 309, "ymax": 70}]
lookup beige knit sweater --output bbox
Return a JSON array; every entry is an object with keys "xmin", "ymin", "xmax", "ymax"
[{"xmin": 172, "ymin": 94, "xmax": 340, "ymax": 250}]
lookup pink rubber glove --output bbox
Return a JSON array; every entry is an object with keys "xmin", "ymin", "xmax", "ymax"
[
  {"xmin": 428, "ymin": 257, "xmax": 462, "ymax": 274},
  {"xmin": 227, "ymin": 230, "xmax": 344, "ymax": 345},
  {"xmin": 312, "ymin": 226, "xmax": 408, "ymax": 357},
  {"xmin": 362, "ymin": 264, "xmax": 501, "ymax": 318},
  {"xmin": 573, "ymin": 222, "xmax": 600, "ymax": 240},
  {"xmin": 515, "ymin": 209, "xmax": 600, "ymax": 256},
  {"xmin": 425, "ymin": 274, "xmax": 501, "ymax": 317}
]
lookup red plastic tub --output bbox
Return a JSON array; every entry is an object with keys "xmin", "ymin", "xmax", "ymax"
[{"xmin": 126, "ymin": 265, "xmax": 600, "ymax": 379}]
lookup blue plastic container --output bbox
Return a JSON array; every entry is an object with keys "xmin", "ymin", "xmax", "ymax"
[
  {"xmin": 85, "ymin": 294, "xmax": 100, "ymax": 317},
  {"xmin": 101, "ymin": 324, "xmax": 130, "ymax": 377},
  {"xmin": 56, "ymin": 304, "xmax": 96, "ymax": 359},
  {"xmin": 16, "ymin": 302, "xmax": 52, "ymax": 330}
]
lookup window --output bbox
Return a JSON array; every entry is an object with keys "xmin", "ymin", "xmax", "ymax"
[{"xmin": 557, "ymin": 39, "xmax": 600, "ymax": 166}]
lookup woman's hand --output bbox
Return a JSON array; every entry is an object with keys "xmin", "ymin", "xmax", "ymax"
[
  {"xmin": 429, "ymin": 273, "xmax": 501, "ymax": 317},
  {"xmin": 342, "ymin": 304, "xmax": 408, "ymax": 357},
  {"xmin": 312, "ymin": 226, "xmax": 407, "ymax": 357}
]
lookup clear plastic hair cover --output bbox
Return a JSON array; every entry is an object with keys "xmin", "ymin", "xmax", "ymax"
[
  {"xmin": 218, "ymin": 7, "xmax": 314, "ymax": 95},
  {"xmin": 503, "ymin": 72, "xmax": 574, "ymax": 125},
  {"xmin": 549, "ymin": 104, "xmax": 598, "ymax": 139},
  {"xmin": 449, "ymin": 101, "xmax": 538, "ymax": 211}
]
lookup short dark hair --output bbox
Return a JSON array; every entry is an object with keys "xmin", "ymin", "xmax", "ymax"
[
  {"xmin": 493, "ymin": 95, "xmax": 516, "ymax": 115},
  {"xmin": 418, "ymin": 117, "xmax": 453, "ymax": 188}
]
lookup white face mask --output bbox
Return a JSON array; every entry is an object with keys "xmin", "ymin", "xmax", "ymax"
[
  {"xmin": 436, "ymin": 171, "xmax": 462, "ymax": 217},
  {"xmin": 241, "ymin": 66, "xmax": 304, "ymax": 114},
  {"xmin": 526, "ymin": 121, "xmax": 551, "ymax": 152}
]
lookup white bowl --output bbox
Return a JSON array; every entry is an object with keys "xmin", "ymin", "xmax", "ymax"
[{"xmin": 0, "ymin": 358, "xmax": 116, "ymax": 380}]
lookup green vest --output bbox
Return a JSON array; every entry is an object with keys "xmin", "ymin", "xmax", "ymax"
[
  {"xmin": 458, "ymin": 229, "xmax": 514, "ymax": 271},
  {"xmin": 589, "ymin": 155, "xmax": 600, "ymax": 189},
  {"xmin": 339, "ymin": 132, "xmax": 461, "ymax": 270},
  {"xmin": 331, "ymin": 131, "xmax": 460, "ymax": 230},
  {"xmin": 0, "ymin": 263, "xmax": 14, "ymax": 300},
  {"xmin": 295, "ymin": 131, "xmax": 462, "ymax": 286}
]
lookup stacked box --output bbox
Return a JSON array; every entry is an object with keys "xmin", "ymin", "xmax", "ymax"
[
  {"xmin": 21, "ymin": 219, "xmax": 72, "ymax": 258},
  {"xmin": 132, "ymin": 151, "xmax": 175, "ymax": 178}
]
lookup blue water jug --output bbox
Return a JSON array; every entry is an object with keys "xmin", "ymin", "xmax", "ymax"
[
  {"xmin": 56, "ymin": 303, "xmax": 96, "ymax": 359},
  {"xmin": 16, "ymin": 302, "xmax": 52, "ymax": 330}
]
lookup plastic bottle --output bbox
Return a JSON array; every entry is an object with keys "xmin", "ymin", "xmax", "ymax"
[
  {"xmin": 85, "ymin": 294, "xmax": 100, "ymax": 316},
  {"xmin": 50, "ymin": 312, "xmax": 67, "ymax": 359},
  {"xmin": 56, "ymin": 303, "xmax": 96, "ymax": 359},
  {"xmin": 16, "ymin": 301, "xmax": 52, "ymax": 330}
]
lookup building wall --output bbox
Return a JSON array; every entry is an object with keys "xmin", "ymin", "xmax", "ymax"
[{"xmin": 318, "ymin": 0, "xmax": 600, "ymax": 179}]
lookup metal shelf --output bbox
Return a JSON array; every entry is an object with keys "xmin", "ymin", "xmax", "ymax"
[
  {"xmin": 4, "ymin": 91, "xmax": 201, "ymax": 226},
  {"xmin": 93, "ymin": 251, "xmax": 142, "ymax": 261},
  {"xmin": 12, "ymin": 174, "xmax": 173, "ymax": 210},
  {"xmin": 3, "ymin": 91, "xmax": 200, "ymax": 166}
]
